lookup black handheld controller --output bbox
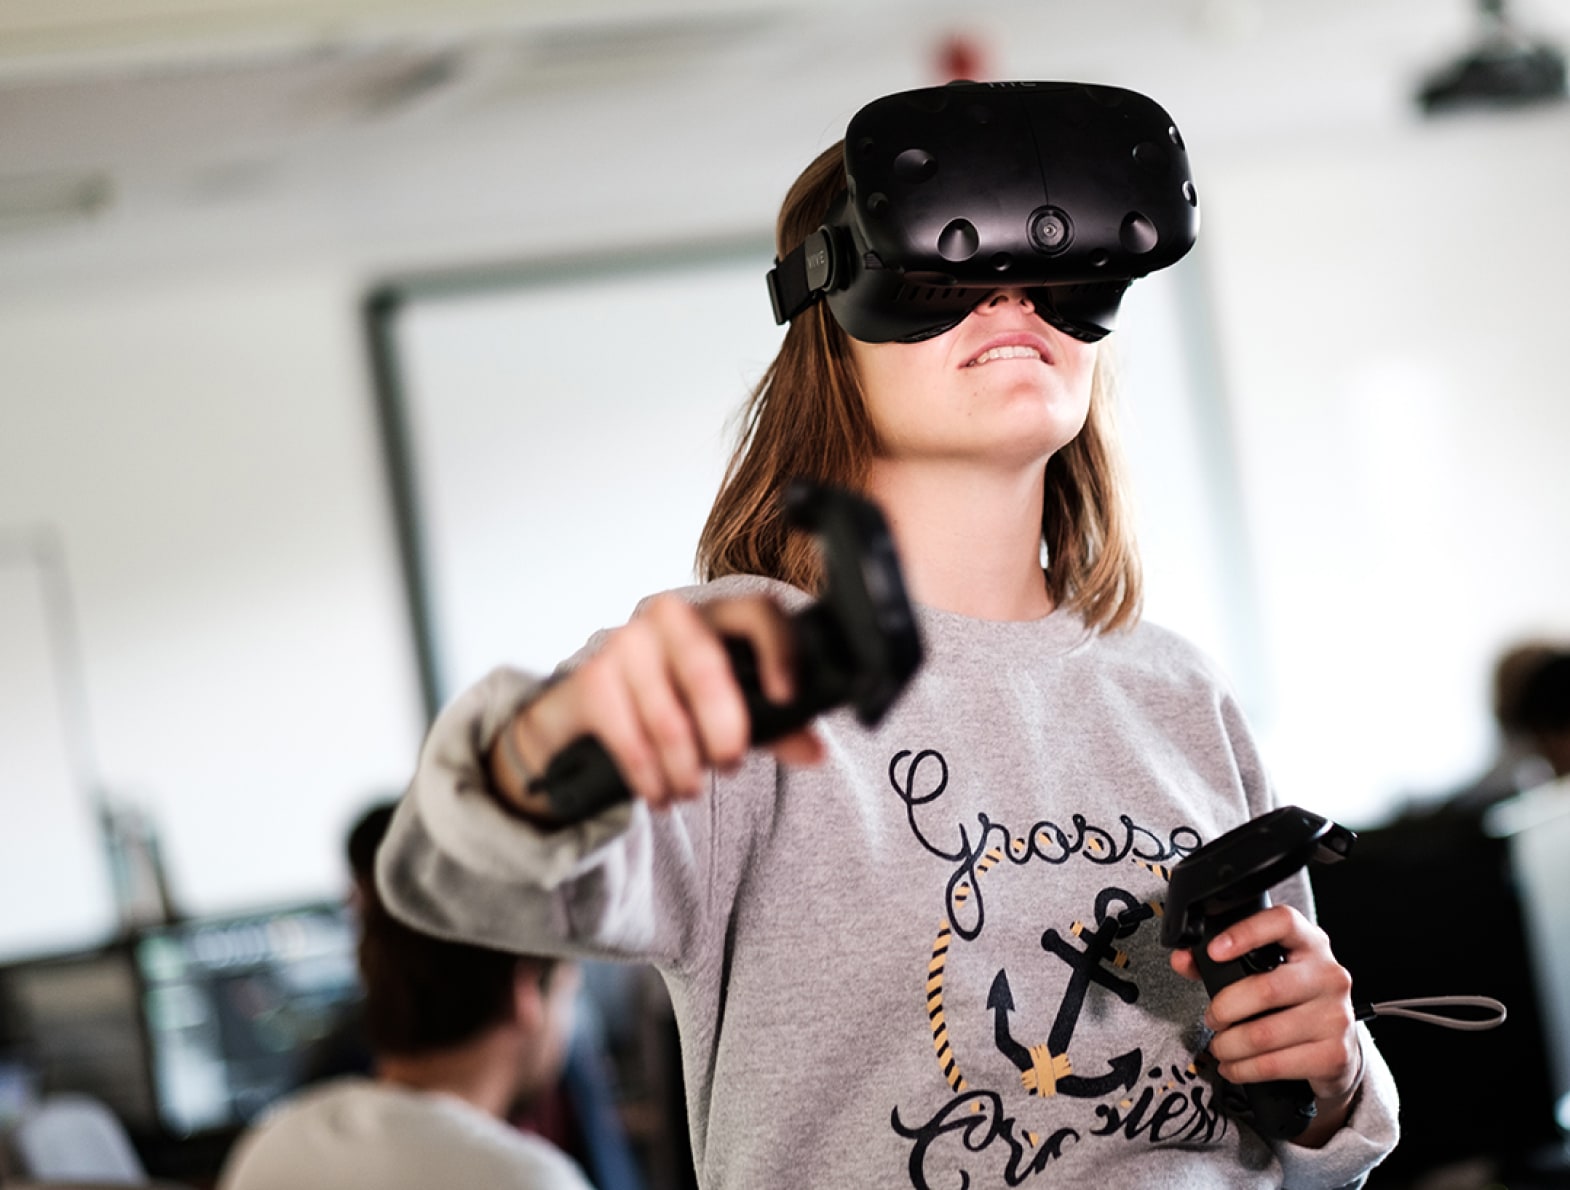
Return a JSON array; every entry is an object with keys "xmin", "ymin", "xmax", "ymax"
[
  {"xmin": 539, "ymin": 479, "xmax": 924, "ymax": 823},
  {"xmin": 1161, "ymin": 806, "xmax": 1357, "ymax": 1140}
]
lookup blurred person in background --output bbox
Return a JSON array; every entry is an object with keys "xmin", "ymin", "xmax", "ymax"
[
  {"xmin": 298, "ymin": 800, "xmax": 648, "ymax": 1189},
  {"xmin": 1312, "ymin": 638, "xmax": 1570, "ymax": 1185},
  {"xmin": 218, "ymin": 811, "xmax": 593, "ymax": 1190},
  {"xmin": 1429, "ymin": 641, "xmax": 1570, "ymax": 819}
]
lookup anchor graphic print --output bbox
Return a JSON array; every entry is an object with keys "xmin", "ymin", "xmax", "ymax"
[{"xmin": 885, "ymin": 747, "xmax": 1233, "ymax": 1187}]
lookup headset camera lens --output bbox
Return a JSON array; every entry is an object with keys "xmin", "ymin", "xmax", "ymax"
[{"xmin": 1029, "ymin": 207, "xmax": 1072, "ymax": 255}]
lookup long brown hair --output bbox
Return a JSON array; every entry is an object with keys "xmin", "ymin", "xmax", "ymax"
[{"xmin": 697, "ymin": 143, "xmax": 1143, "ymax": 632}]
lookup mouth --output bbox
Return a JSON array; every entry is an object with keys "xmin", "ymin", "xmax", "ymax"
[{"xmin": 962, "ymin": 335, "xmax": 1054, "ymax": 368}]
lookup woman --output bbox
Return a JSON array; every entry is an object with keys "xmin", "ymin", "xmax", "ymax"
[{"xmin": 378, "ymin": 133, "xmax": 1399, "ymax": 1187}]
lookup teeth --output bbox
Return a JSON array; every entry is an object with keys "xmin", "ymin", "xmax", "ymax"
[{"xmin": 968, "ymin": 344, "xmax": 1042, "ymax": 366}]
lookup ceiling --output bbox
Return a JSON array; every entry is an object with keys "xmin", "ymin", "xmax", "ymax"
[{"xmin": 1, "ymin": 0, "xmax": 1566, "ymax": 292}]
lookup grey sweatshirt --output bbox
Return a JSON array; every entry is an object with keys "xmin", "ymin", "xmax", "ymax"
[{"xmin": 379, "ymin": 575, "xmax": 1399, "ymax": 1189}]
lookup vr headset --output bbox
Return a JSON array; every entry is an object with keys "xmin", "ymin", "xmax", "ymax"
[{"xmin": 766, "ymin": 81, "xmax": 1200, "ymax": 344}]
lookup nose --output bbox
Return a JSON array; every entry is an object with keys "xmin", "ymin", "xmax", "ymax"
[{"xmin": 977, "ymin": 288, "xmax": 1036, "ymax": 314}]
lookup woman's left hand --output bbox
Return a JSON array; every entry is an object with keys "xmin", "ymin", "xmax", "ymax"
[{"xmin": 1168, "ymin": 903, "xmax": 1362, "ymax": 1147}]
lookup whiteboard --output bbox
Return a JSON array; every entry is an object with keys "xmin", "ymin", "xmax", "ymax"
[
  {"xmin": 380, "ymin": 241, "xmax": 1249, "ymax": 717},
  {"xmin": 389, "ymin": 249, "xmax": 788, "ymax": 697},
  {"xmin": 1200, "ymin": 109, "xmax": 1570, "ymax": 824}
]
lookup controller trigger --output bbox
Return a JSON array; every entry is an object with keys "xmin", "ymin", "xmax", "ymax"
[{"xmin": 1241, "ymin": 944, "xmax": 1289, "ymax": 976}]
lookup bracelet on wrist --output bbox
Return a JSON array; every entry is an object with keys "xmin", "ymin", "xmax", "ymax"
[{"xmin": 497, "ymin": 713, "xmax": 540, "ymax": 795}]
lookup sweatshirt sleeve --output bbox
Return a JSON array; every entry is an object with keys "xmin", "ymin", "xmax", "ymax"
[
  {"xmin": 1276, "ymin": 1024, "xmax": 1400, "ymax": 1189},
  {"xmin": 374, "ymin": 664, "xmax": 735, "ymax": 971},
  {"xmin": 1214, "ymin": 674, "xmax": 1401, "ymax": 1184}
]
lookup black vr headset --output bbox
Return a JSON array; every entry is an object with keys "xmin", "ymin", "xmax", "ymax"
[{"xmin": 766, "ymin": 81, "xmax": 1200, "ymax": 344}]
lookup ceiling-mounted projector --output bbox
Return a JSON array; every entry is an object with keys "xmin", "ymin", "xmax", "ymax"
[{"xmin": 1418, "ymin": 0, "xmax": 1568, "ymax": 113}]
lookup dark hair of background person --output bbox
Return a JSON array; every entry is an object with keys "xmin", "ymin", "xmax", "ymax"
[
  {"xmin": 1497, "ymin": 648, "xmax": 1570, "ymax": 741},
  {"xmin": 340, "ymin": 801, "xmax": 652, "ymax": 1189},
  {"xmin": 342, "ymin": 799, "xmax": 554, "ymax": 1057},
  {"xmin": 346, "ymin": 800, "xmax": 399, "ymax": 892},
  {"xmin": 357, "ymin": 893, "xmax": 549, "ymax": 1057}
]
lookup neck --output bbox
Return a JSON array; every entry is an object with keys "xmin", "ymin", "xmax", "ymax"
[
  {"xmin": 864, "ymin": 460, "xmax": 1052, "ymax": 621},
  {"xmin": 376, "ymin": 1030, "xmax": 520, "ymax": 1119}
]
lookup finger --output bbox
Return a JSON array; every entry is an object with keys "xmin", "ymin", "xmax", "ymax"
[
  {"xmin": 1208, "ymin": 983, "xmax": 1355, "ymax": 1062},
  {"xmin": 767, "ymin": 726, "xmax": 826, "ymax": 768},
  {"xmin": 1207, "ymin": 949, "xmax": 1352, "ymax": 1031},
  {"xmin": 702, "ymin": 595, "xmax": 798, "ymax": 705},
  {"xmin": 1205, "ymin": 1023, "xmax": 1356, "ymax": 1098},
  {"xmin": 1168, "ymin": 949, "xmax": 1201, "ymax": 982},
  {"xmin": 1205, "ymin": 929, "xmax": 1343, "ymax": 1029},
  {"xmin": 612, "ymin": 613, "xmax": 711, "ymax": 804},
  {"xmin": 643, "ymin": 595, "xmax": 752, "ymax": 773},
  {"xmin": 1209, "ymin": 1029, "xmax": 1359, "ymax": 1097},
  {"xmin": 1205, "ymin": 904, "xmax": 1323, "ymax": 966},
  {"xmin": 567, "ymin": 648, "xmax": 673, "ymax": 807}
]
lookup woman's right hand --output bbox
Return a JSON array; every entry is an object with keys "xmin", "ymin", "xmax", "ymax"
[{"xmin": 488, "ymin": 592, "xmax": 826, "ymax": 820}]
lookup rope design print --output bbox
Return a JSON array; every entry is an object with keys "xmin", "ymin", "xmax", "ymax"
[{"xmin": 926, "ymin": 844, "xmax": 1006, "ymax": 1093}]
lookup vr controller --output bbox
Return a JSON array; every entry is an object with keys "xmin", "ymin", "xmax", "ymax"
[
  {"xmin": 1161, "ymin": 806, "xmax": 1357, "ymax": 1141},
  {"xmin": 538, "ymin": 480, "xmax": 924, "ymax": 823},
  {"xmin": 767, "ymin": 81, "xmax": 1200, "ymax": 344}
]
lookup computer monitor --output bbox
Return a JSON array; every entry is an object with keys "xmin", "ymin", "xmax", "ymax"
[
  {"xmin": 0, "ymin": 944, "xmax": 155, "ymax": 1132},
  {"xmin": 132, "ymin": 901, "xmax": 360, "ymax": 1137}
]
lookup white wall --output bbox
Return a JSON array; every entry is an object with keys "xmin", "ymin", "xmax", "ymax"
[
  {"xmin": 1201, "ymin": 107, "xmax": 1570, "ymax": 821},
  {"xmin": 0, "ymin": 263, "xmax": 426, "ymax": 956}
]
